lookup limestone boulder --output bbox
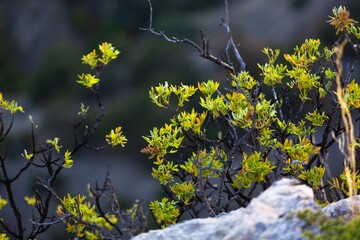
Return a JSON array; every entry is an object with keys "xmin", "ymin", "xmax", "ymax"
[{"xmin": 132, "ymin": 178, "xmax": 321, "ymax": 240}]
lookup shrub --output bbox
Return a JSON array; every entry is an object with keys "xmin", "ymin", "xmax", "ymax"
[{"xmin": 141, "ymin": 4, "xmax": 360, "ymax": 228}]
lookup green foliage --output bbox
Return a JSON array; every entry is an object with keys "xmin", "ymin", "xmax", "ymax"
[
  {"xmin": 258, "ymin": 48, "xmax": 287, "ymax": 86},
  {"xmin": 305, "ymin": 110, "xmax": 329, "ymax": 127},
  {"xmin": 81, "ymin": 42, "xmax": 120, "ymax": 68},
  {"xmin": 77, "ymin": 42, "xmax": 120, "ymax": 89},
  {"xmin": 257, "ymin": 127, "xmax": 279, "ymax": 148},
  {"xmin": 329, "ymin": 169, "xmax": 360, "ymax": 197},
  {"xmin": 231, "ymin": 95, "xmax": 277, "ymax": 129},
  {"xmin": 199, "ymin": 94, "xmax": 228, "ymax": 118},
  {"xmin": 0, "ymin": 42, "xmax": 131, "ymax": 240},
  {"xmin": 149, "ymin": 198, "xmax": 180, "ymax": 228},
  {"xmin": 142, "ymin": 123, "xmax": 184, "ymax": 164},
  {"xmin": 281, "ymin": 137, "xmax": 319, "ymax": 164},
  {"xmin": 180, "ymin": 147, "xmax": 225, "ymax": 179},
  {"xmin": 344, "ymin": 80, "xmax": 360, "ymax": 109},
  {"xmin": 55, "ymin": 43, "xmax": 128, "ymax": 238},
  {"xmin": 284, "ymin": 39, "xmax": 321, "ymax": 67},
  {"xmin": 347, "ymin": 24, "xmax": 360, "ymax": 39},
  {"xmin": 176, "ymin": 109, "xmax": 207, "ymax": 135},
  {"xmin": 21, "ymin": 149, "xmax": 34, "ymax": 160},
  {"xmin": 0, "ymin": 233, "xmax": 10, "ymax": 240},
  {"xmin": 149, "ymin": 82, "xmax": 197, "ymax": 109},
  {"xmin": 0, "ymin": 93, "xmax": 24, "ymax": 114},
  {"xmin": 298, "ymin": 166, "xmax": 325, "ymax": 190},
  {"xmin": 77, "ymin": 73, "xmax": 100, "ymax": 89},
  {"xmin": 198, "ymin": 80, "xmax": 220, "ymax": 97},
  {"xmin": 231, "ymin": 71, "xmax": 258, "ymax": 92},
  {"xmin": 105, "ymin": 126, "xmax": 128, "ymax": 147},
  {"xmin": 63, "ymin": 150, "xmax": 74, "ymax": 169},
  {"xmin": 232, "ymin": 151, "xmax": 276, "ymax": 189},
  {"xmin": 169, "ymin": 182, "xmax": 196, "ymax": 205},
  {"xmin": 59, "ymin": 194, "xmax": 118, "ymax": 239},
  {"xmin": 78, "ymin": 103, "xmax": 90, "ymax": 116},
  {"xmin": 24, "ymin": 196, "xmax": 37, "ymax": 207},
  {"xmin": 151, "ymin": 161, "xmax": 179, "ymax": 185},
  {"xmin": 295, "ymin": 209, "xmax": 360, "ymax": 240},
  {"xmin": 0, "ymin": 197, "xmax": 7, "ymax": 210},
  {"xmin": 46, "ymin": 137, "xmax": 62, "ymax": 153}
]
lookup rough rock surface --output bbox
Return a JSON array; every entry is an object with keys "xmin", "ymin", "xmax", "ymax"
[
  {"xmin": 323, "ymin": 195, "xmax": 360, "ymax": 221},
  {"xmin": 132, "ymin": 178, "xmax": 322, "ymax": 240}
]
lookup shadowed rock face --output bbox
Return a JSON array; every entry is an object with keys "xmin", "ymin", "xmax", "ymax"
[
  {"xmin": 323, "ymin": 195, "xmax": 360, "ymax": 221},
  {"xmin": 132, "ymin": 178, "xmax": 322, "ymax": 240}
]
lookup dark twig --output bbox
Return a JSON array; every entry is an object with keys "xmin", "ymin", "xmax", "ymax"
[
  {"xmin": 140, "ymin": 0, "xmax": 236, "ymax": 74},
  {"xmin": 0, "ymin": 154, "xmax": 24, "ymax": 239}
]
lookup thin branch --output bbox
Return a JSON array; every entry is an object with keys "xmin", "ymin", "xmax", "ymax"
[
  {"xmin": 220, "ymin": 0, "xmax": 246, "ymax": 72},
  {"xmin": 140, "ymin": 0, "xmax": 236, "ymax": 74},
  {"xmin": 0, "ymin": 114, "xmax": 15, "ymax": 142},
  {"xmin": 30, "ymin": 213, "xmax": 70, "ymax": 226},
  {"xmin": 344, "ymin": 32, "xmax": 360, "ymax": 85},
  {"xmin": 271, "ymin": 87, "xmax": 284, "ymax": 120},
  {"xmin": 196, "ymin": 153, "xmax": 216, "ymax": 217},
  {"xmin": 0, "ymin": 157, "xmax": 24, "ymax": 239}
]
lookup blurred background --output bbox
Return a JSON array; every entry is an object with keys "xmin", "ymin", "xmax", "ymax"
[{"xmin": 0, "ymin": 0, "xmax": 359, "ymax": 238}]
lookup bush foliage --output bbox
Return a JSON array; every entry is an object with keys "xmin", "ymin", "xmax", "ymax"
[{"xmin": 1, "ymin": 3, "xmax": 360, "ymax": 240}]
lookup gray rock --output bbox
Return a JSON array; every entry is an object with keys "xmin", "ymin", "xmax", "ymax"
[
  {"xmin": 323, "ymin": 195, "xmax": 360, "ymax": 221},
  {"xmin": 132, "ymin": 178, "xmax": 321, "ymax": 240}
]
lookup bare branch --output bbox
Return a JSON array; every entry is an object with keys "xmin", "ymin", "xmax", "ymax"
[
  {"xmin": 30, "ymin": 213, "xmax": 70, "ymax": 226},
  {"xmin": 220, "ymin": 0, "xmax": 246, "ymax": 72},
  {"xmin": 140, "ymin": 0, "xmax": 236, "ymax": 74}
]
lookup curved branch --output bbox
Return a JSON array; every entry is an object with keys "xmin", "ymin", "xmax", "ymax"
[{"xmin": 140, "ymin": 0, "xmax": 237, "ymax": 74}]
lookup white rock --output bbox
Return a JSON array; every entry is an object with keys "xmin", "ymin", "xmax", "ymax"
[{"xmin": 132, "ymin": 178, "xmax": 321, "ymax": 240}]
